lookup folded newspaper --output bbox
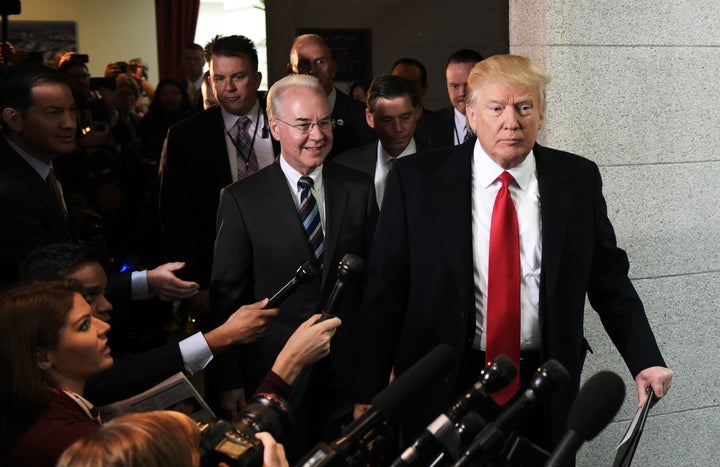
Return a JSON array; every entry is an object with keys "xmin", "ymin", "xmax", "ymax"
[{"xmin": 97, "ymin": 372, "xmax": 216, "ymax": 422}]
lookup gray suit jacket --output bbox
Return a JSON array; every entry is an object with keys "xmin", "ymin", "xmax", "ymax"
[{"xmin": 208, "ymin": 160, "xmax": 377, "ymax": 400}]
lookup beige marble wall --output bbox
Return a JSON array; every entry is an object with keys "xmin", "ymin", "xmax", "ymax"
[{"xmin": 511, "ymin": 1, "xmax": 720, "ymax": 464}]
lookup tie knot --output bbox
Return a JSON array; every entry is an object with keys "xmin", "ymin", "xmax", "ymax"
[
  {"xmin": 498, "ymin": 171, "xmax": 515, "ymax": 188},
  {"xmin": 298, "ymin": 176, "xmax": 314, "ymax": 191},
  {"xmin": 236, "ymin": 116, "xmax": 251, "ymax": 131}
]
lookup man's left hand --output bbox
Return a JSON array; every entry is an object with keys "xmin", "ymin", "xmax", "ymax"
[
  {"xmin": 635, "ymin": 366, "xmax": 673, "ymax": 408},
  {"xmin": 147, "ymin": 262, "xmax": 199, "ymax": 301}
]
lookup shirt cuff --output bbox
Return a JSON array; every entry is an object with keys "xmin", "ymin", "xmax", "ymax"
[
  {"xmin": 179, "ymin": 332, "xmax": 214, "ymax": 375},
  {"xmin": 130, "ymin": 270, "xmax": 152, "ymax": 300}
]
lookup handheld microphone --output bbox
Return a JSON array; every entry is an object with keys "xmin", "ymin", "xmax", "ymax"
[
  {"xmin": 264, "ymin": 260, "xmax": 320, "ymax": 309},
  {"xmin": 287, "ymin": 255, "xmax": 363, "ymax": 405},
  {"xmin": 320, "ymin": 253, "xmax": 364, "ymax": 320},
  {"xmin": 298, "ymin": 344, "xmax": 457, "ymax": 467},
  {"xmin": 544, "ymin": 371, "xmax": 625, "ymax": 466},
  {"xmin": 453, "ymin": 359, "xmax": 570, "ymax": 467},
  {"xmin": 392, "ymin": 354, "xmax": 517, "ymax": 466}
]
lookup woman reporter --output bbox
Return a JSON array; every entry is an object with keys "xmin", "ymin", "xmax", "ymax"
[
  {"xmin": 0, "ymin": 280, "xmax": 334, "ymax": 467},
  {"xmin": 0, "ymin": 280, "xmax": 112, "ymax": 467}
]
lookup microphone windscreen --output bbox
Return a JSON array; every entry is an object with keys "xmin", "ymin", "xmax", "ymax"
[
  {"xmin": 529, "ymin": 359, "xmax": 571, "ymax": 397},
  {"xmin": 567, "ymin": 371, "xmax": 625, "ymax": 441},
  {"xmin": 483, "ymin": 354, "xmax": 518, "ymax": 392},
  {"xmin": 339, "ymin": 253, "xmax": 364, "ymax": 276},
  {"xmin": 372, "ymin": 344, "xmax": 456, "ymax": 419}
]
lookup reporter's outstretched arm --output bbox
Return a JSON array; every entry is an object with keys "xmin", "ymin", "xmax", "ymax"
[
  {"xmin": 271, "ymin": 314, "xmax": 342, "ymax": 385},
  {"xmin": 204, "ymin": 298, "xmax": 278, "ymax": 354}
]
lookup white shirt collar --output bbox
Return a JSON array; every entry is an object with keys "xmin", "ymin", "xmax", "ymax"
[
  {"xmin": 279, "ymin": 154, "xmax": 323, "ymax": 191},
  {"xmin": 472, "ymin": 140, "xmax": 536, "ymax": 190},
  {"xmin": 221, "ymin": 98, "xmax": 260, "ymax": 131},
  {"xmin": 378, "ymin": 137, "xmax": 418, "ymax": 165}
]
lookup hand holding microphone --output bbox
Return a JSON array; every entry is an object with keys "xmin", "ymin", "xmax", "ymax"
[{"xmin": 320, "ymin": 253, "xmax": 364, "ymax": 320}]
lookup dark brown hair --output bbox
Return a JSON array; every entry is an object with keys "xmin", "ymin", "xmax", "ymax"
[{"xmin": 0, "ymin": 280, "xmax": 81, "ymax": 421}]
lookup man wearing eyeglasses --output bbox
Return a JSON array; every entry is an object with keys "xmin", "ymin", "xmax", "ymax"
[
  {"xmin": 208, "ymin": 74, "xmax": 377, "ymax": 462},
  {"xmin": 288, "ymin": 34, "xmax": 375, "ymax": 159}
]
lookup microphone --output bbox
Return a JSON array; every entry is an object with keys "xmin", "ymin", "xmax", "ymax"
[
  {"xmin": 287, "ymin": 255, "xmax": 363, "ymax": 405},
  {"xmin": 391, "ymin": 354, "xmax": 517, "ymax": 466},
  {"xmin": 423, "ymin": 412, "xmax": 488, "ymax": 467},
  {"xmin": 320, "ymin": 253, "xmax": 364, "ymax": 320},
  {"xmin": 544, "ymin": 371, "xmax": 625, "ymax": 466},
  {"xmin": 297, "ymin": 344, "xmax": 457, "ymax": 467},
  {"xmin": 264, "ymin": 260, "xmax": 321, "ymax": 309},
  {"xmin": 453, "ymin": 359, "xmax": 570, "ymax": 466}
]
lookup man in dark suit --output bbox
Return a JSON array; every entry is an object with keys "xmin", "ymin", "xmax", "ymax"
[
  {"xmin": 335, "ymin": 74, "xmax": 428, "ymax": 208},
  {"xmin": 353, "ymin": 55, "xmax": 673, "ymax": 453},
  {"xmin": 160, "ymin": 35, "xmax": 280, "ymax": 294},
  {"xmin": 288, "ymin": 34, "xmax": 375, "ymax": 159},
  {"xmin": 0, "ymin": 64, "xmax": 198, "ymax": 304},
  {"xmin": 209, "ymin": 74, "xmax": 377, "ymax": 460},
  {"xmin": 416, "ymin": 48, "xmax": 484, "ymax": 149},
  {"xmin": 391, "ymin": 57, "xmax": 434, "ymax": 119},
  {"xmin": 180, "ymin": 42, "xmax": 206, "ymax": 113}
]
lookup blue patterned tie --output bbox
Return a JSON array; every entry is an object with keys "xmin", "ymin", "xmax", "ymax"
[{"xmin": 298, "ymin": 176, "xmax": 324, "ymax": 263}]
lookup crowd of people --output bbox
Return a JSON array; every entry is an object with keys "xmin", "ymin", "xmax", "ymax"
[{"xmin": 0, "ymin": 31, "xmax": 672, "ymax": 467}]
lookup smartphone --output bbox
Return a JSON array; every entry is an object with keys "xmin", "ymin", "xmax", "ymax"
[{"xmin": 89, "ymin": 77, "xmax": 116, "ymax": 91}]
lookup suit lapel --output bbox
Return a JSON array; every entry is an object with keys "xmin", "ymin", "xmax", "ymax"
[
  {"xmin": 207, "ymin": 107, "xmax": 233, "ymax": 186},
  {"xmin": 432, "ymin": 143, "xmax": 474, "ymax": 305},
  {"xmin": 4, "ymin": 143, "xmax": 69, "ymax": 235},
  {"xmin": 262, "ymin": 163, "xmax": 313, "ymax": 259},
  {"xmin": 320, "ymin": 164, "xmax": 348, "ymax": 286},
  {"xmin": 535, "ymin": 144, "xmax": 573, "ymax": 302}
]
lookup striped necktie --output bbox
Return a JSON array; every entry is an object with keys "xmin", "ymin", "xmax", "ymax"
[
  {"xmin": 235, "ymin": 116, "xmax": 259, "ymax": 179},
  {"xmin": 298, "ymin": 176, "xmax": 324, "ymax": 263}
]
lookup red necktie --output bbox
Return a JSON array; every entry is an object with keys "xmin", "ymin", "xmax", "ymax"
[{"xmin": 486, "ymin": 171, "xmax": 520, "ymax": 405}]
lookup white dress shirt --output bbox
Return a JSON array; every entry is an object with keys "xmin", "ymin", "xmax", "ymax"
[
  {"xmin": 374, "ymin": 137, "xmax": 417, "ymax": 207},
  {"xmin": 280, "ymin": 156, "xmax": 326, "ymax": 230},
  {"xmin": 221, "ymin": 100, "xmax": 275, "ymax": 181},
  {"xmin": 471, "ymin": 141, "xmax": 542, "ymax": 351},
  {"xmin": 453, "ymin": 108, "xmax": 469, "ymax": 146}
]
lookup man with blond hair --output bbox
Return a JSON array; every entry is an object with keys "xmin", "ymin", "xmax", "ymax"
[{"xmin": 354, "ymin": 54, "xmax": 672, "ymax": 453}]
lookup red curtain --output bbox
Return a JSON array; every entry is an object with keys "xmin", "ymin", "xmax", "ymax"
[{"xmin": 155, "ymin": 0, "xmax": 201, "ymax": 81}]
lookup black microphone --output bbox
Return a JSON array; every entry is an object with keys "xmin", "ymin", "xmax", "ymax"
[
  {"xmin": 287, "ymin": 255, "xmax": 363, "ymax": 406},
  {"xmin": 545, "ymin": 371, "xmax": 625, "ymax": 466},
  {"xmin": 320, "ymin": 253, "xmax": 364, "ymax": 320},
  {"xmin": 391, "ymin": 354, "xmax": 517, "ymax": 466},
  {"xmin": 297, "ymin": 344, "xmax": 457, "ymax": 467},
  {"xmin": 264, "ymin": 260, "xmax": 320, "ymax": 309},
  {"xmin": 423, "ymin": 412, "xmax": 488, "ymax": 467},
  {"xmin": 453, "ymin": 359, "xmax": 570, "ymax": 466}
]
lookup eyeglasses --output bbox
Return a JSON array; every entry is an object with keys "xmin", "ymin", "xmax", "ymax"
[{"xmin": 274, "ymin": 117, "xmax": 335, "ymax": 134}]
